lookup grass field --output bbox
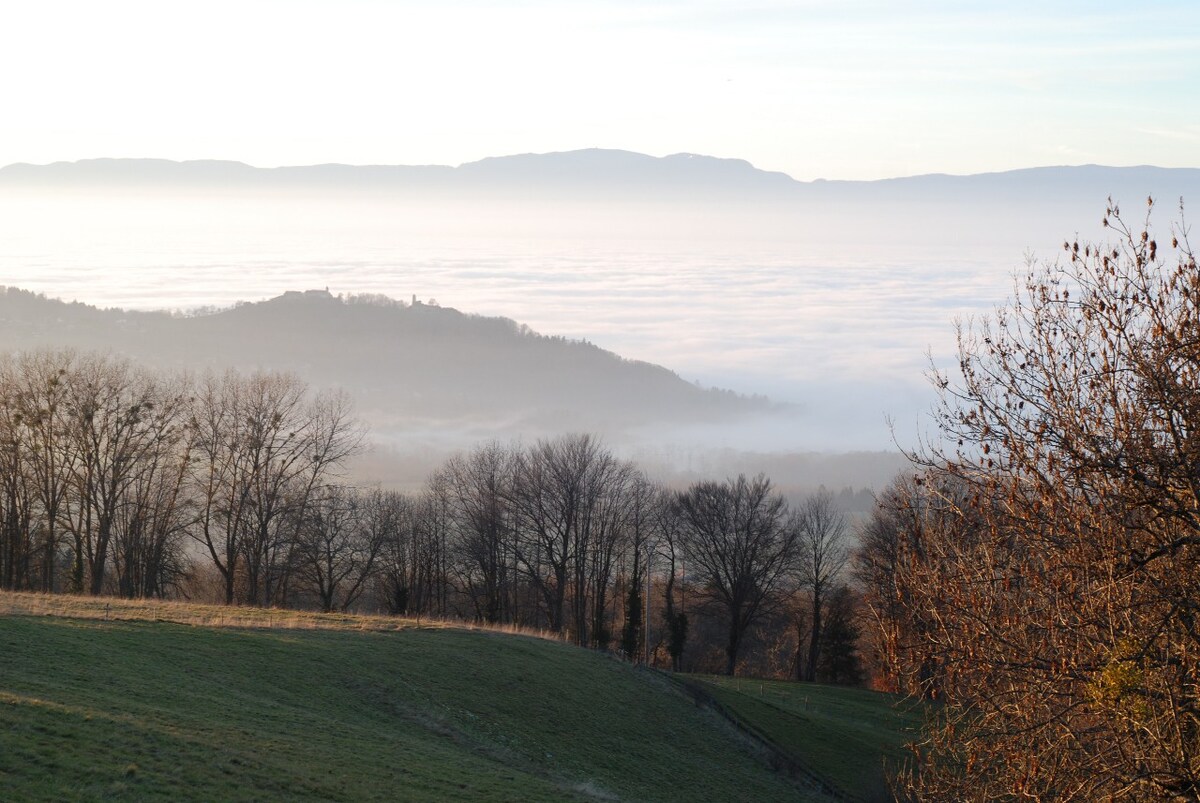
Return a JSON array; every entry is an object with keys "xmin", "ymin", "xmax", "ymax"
[
  {"xmin": 0, "ymin": 593, "xmax": 826, "ymax": 802},
  {"xmin": 686, "ymin": 675, "xmax": 925, "ymax": 802}
]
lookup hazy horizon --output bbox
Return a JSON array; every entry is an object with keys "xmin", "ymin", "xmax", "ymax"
[
  {"xmin": 5, "ymin": 2, "xmax": 1197, "ymax": 181},
  {"xmin": 6, "ymin": 0, "xmax": 1197, "ymax": 473},
  {"xmin": 8, "ymin": 158, "xmax": 1187, "ymax": 454},
  {"xmin": 4, "ymin": 151, "xmax": 1192, "ymax": 181}
]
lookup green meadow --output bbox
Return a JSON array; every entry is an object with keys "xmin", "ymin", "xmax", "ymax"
[
  {"xmin": 687, "ymin": 675, "xmax": 925, "ymax": 801},
  {"xmin": 0, "ymin": 595, "xmax": 920, "ymax": 801}
]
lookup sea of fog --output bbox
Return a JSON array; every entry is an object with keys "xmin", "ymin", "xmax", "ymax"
[{"xmin": 0, "ymin": 193, "xmax": 1062, "ymax": 452}]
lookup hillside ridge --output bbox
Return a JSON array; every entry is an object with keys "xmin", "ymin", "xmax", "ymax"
[
  {"xmin": 4, "ymin": 150, "xmax": 1197, "ymax": 200},
  {"xmin": 0, "ymin": 286, "xmax": 767, "ymax": 434}
]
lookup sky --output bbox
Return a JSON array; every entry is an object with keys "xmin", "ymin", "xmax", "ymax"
[{"xmin": 4, "ymin": 0, "xmax": 1198, "ymax": 181}]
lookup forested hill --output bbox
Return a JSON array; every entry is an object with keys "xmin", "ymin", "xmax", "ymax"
[{"xmin": 0, "ymin": 287, "xmax": 765, "ymax": 431}]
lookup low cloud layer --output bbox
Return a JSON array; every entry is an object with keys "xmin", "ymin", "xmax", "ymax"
[{"xmin": 2, "ymin": 163, "xmax": 1190, "ymax": 452}]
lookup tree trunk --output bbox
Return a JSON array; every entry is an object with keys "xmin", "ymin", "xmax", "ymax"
[
  {"xmin": 805, "ymin": 587, "xmax": 822, "ymax": 682},
  {"xmin": 725, "ymin": 614, "xmax": 742, "ymax": 676}
]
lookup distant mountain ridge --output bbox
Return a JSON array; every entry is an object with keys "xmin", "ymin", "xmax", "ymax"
[
  {"xmin": 0, "ymin": 287, "xmax": 767, "ymax": 435},
  {"xmin": 2, "ymin": 150, "xmax": 1198, "ymax": 203},
  {"xmin": 0, "ymin": 149, "xmax": 796, "ymax": 198}
]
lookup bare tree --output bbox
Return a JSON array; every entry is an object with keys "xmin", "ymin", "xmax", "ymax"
[
  {"xmin": 372, "ymin": 489, "xmax": 418, "ymax": 615},
  {"xmin": 111, "ymin": 374, "xmax": 193, "ymax": 598},
  {"xmin": 580, "ymin": 455, "xmax": 635, "ymax": 650},
  {"xmin": 294, "ymin": 485, "xmax": 384, "ymax": 612},
  {"xmin": 187, "ymin": 371, "xmax": 363, "ymax": 606},
  {"xmin": 270, "ymin": 388, "xmax": 364, "ymax": 604},
  {"xmin": 503, "ymin": 434, "xmax": 635, "ymax": 643},
  {"xmin": 656, "ymin": 488, "xmax": 689, "ymax": 672},
  {"xmin": 9, "ymin": 350, "xmax": 79, "ymax": 592},
  {"xmin": 441, "ymin": 442, "xmax": 516, "ymax": 623},
  {"xmin": 796, "ymin": 491, "xmax": 849, "ymax": 682},
  {"xmin": 855, "ymin": 473, "xmax": 929, "ymax": 694},
  {"xmin": 0, "ymin": 352, "xmax": 192, "ymax": 596},
  {"xmin": 410, "ymin": 477, "xmax": 452, "ymax": 618},
  {"xmin": 237, "ymin": 372, "xmax": 316, "ymax": 606},
  {"xmin": 0, "ymin": 357, "xmax": 35, "ymax": 591},
  {"xmin": 508, "ymin": 434, "xmax": 594, "ymax": 636},
  {"xmin": 60, "ymin": 355, "xmax": 179, "ymax": 595},
  {"xmin": 676, "ymin": 474, "xmax": 798, "ymax": 676},
  {"xmin": 187, "ymin": 371, "xmax": 253, "ymax": 604},
  {"xmin": 620, "ymin": 473, "xmax": 660, "ymax": 662}
]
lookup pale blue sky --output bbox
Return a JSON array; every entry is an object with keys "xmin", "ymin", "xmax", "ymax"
[{"xmin": 4, "ymin": 0, "xmax": 1198, "ymax": 179}]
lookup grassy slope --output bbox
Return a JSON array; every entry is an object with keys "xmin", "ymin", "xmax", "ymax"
[
  {"xmin": 687, "ymin": 676, "xmax": 924, "ymax": 802},
  {"xmin": 0, "ymin": 606, "xmax": 820, "ymax": 802}
]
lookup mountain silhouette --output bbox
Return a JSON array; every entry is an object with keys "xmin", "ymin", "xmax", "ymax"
[
  {"xmin": 2, "ymin": 151, "xmax": 1197, "ymax": 205},
  {"xmin": 0, "ymin": 149, "xmax": 793, "ymax": 199},
  {"xmin": 0, "ymin": 287, "xmax": 766, "ymax": 434}
]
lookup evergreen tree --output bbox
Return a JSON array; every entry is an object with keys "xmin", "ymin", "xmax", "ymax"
[
  {"xmin": 621, "ymin": 575, "xmax": 643, "ymax": 661},
  {"xmin": 816, "ymin": 584, "xmax": 864, "ymax": 685}
]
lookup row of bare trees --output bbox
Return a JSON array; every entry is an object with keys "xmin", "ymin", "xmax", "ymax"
[
  {"xmin": 0, "ymin": 351, "xmax": 365, "ymax": 607},
  {"xmin": 0, "ymin": 358, "xmax": 860, "ymax": 676},
  {"xmin": 410, "ymin": 440, "xmax": 859, "ymax": 675}
]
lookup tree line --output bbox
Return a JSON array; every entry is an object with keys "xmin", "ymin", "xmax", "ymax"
[
  {"xmin": 0, "ymin": 350, "xmax": 862, "ymax": 680},
  {"xmin": 0, "ymin": 354, "xmax": 362, "ymax": 605}
]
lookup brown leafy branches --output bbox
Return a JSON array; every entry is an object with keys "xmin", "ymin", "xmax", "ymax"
[{"xmin": 886, "ymin": 199, "xmax": 1200, "ymax": 800}]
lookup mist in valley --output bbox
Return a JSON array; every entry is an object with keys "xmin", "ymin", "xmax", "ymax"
[{"xmin": 2, "ymin": 152, "xmax": 1197, "ymax": 497}]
